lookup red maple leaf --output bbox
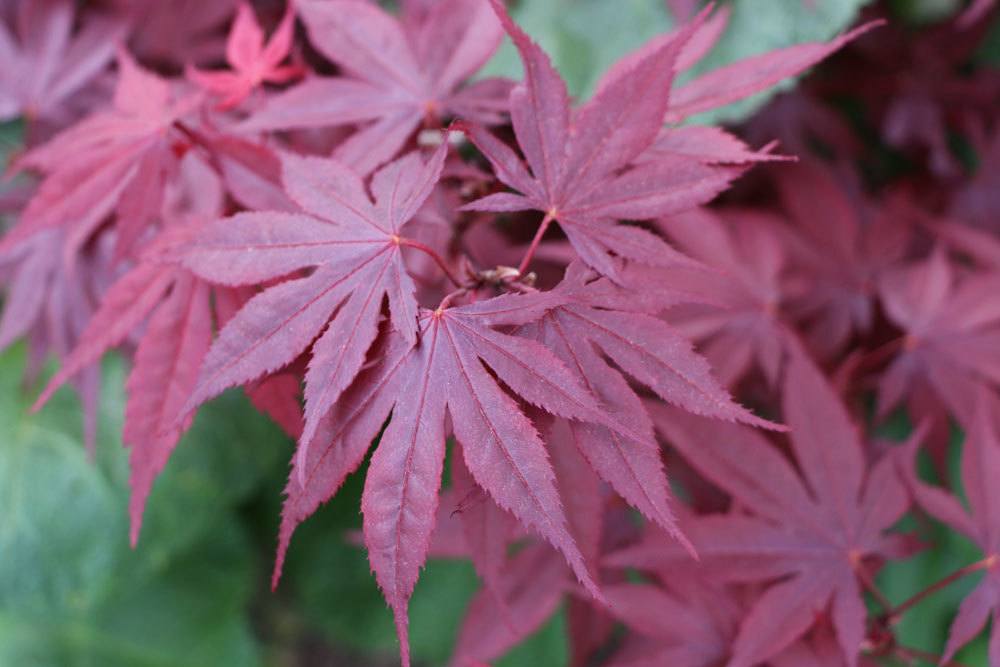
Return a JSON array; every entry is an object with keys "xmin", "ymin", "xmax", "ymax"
[
  {"xmin": 602, "ymin": 577, "xmax": 742, "ymax": 667},
  {"xmin": 460, "ymin": 4, "xmax": 740, "ymax": 279},
  {"xmin": 462, "ymin": 3, "xmax": 877, "ymax": 280},
  {"xmin": 271, "ymin": 289, "xmax": 664, "ymax": 666},
  {"xmin": 186, "ymin": 1, "xmax": 301, "ymax": 109},
  {"xmin": 876, "ymin": 248, "xmax": 1000, "ymax": 426},
  {"xmin": 519, "ymin": 262, "xmax": 780, "ymax": 538},
  {"xmin": 614, "ymin": 351, "xmax": 909, "ymax": 667},
  {"xmin": 4, "ymin": 51, "xmax": 200, "ymax": 257},
  {"xmin": 181, "ymin": 143, "xmax": 450, "ymax": 460},
  {"xmin": 0, "ymin": 0, "xmax": 123, "ymax": 130},
  {"xmin": 240, "ymin": 0, "xmax": 509, "ymax": 174},
  {"xmin": 32, "ymin": 222, "xmax": 229, "ymax": 544},
  {"xmin": 440, "ymin": 424, "xmax": 604, "ymax": 667},
  {"xmin": 658, "ymin": 208, "xmax": 797, "ymax": 388},
  {"xmin": 773, "ymin": 161, "xmax": 911, "ymax": 358}
]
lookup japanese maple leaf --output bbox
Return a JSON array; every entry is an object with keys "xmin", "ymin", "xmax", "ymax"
[
  {"xmin": 186, "ymin": 2, "xmax": 300, "ymax": 110},
  {"xmin": 604, "ymin": 577, "xmax": 882, "ymax": 667},
  {"xmin": 181, "ymin": 144, "xmax": 449, "ymax": 462},
  {"xmin": 449, "ymin": 544, "xmax": 569, "ymax": 667},
  {"xmin": 31, "ymin": 222, "xmax": 222, "ymax": 544},
  {"xmin": 460, "ymin": 4, "xmax": 738, "ymax": 279},
  {"xmin": 428, "ymin": 451, "xmax": 520, "ymax": 613},
  {"xmin": 3, "ymin": 50, "xmax": 200, "ymax": 257},
  {"xmin": 901, "ymin": 394, "xmax": 1000, "ymax": 664},
  {"xmin": 876, "ymin": 249, "xmax": 1000, "ymax": 425},
  {"xmin": 0, "ymin": 228, "xmax": 108, "ymax": 450},
  {"xmin": 240, "ymin": 0, "xmax": 509, "ymax": 175},
  {"xmin": 0, "ymin": 0, "xmax": 123, "ymax": 128},
  {"xmin": 442, "ymin": 425, "xmax": 603, "ymax": 667},
  {"xmin": 519, "ymin": 262, "xmax": 779, "ymax": 539},
  {"xmin": 773, "ymin": 162, "xmax": 911, "ymax": 358},
  {"xmin": 602, "ymin": 578, "xmax": 741, "ymax": 667},
  {"xmin": 462, "ymin": 3, "xmax": 877, "ymax": 279},
  {"xmin": 194, "ymin": 129, "xmax": 294, "ymax": 213},
  {"xmin": 210, "ymin": 284, "xmax": 305, "ymax": 441},
  {"xmin": 272, "ymin": 291, "xmax": 650, "ymax": 666},
  {"xmin": 630, "ymin": 351, "xmax": 910, "ymax": 667},
  {"xmin": 658, "ymin": 208, "xmax": 797, "ymax": 388}
]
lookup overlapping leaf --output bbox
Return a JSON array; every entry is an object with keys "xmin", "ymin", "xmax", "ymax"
[
  {"xmin": 186, "ymin": 2, "xmax": 300, "ymax": 109},
  {"xmin": 463, "ymin": 1, "xmax": 874, "ymax": 279},
  {"xmin": 877, "ymin": 248, "xmax": 1000, "ymax": 424},
  {"xmin": 273, "ymin": 291, "xmax": 630, "ymax": 666},
  {"xmin": 182, "ymin": 144, "xmax": 447, "ymax": 462},
  {"xmin": 240, "ymin": 0, "xmax": 509, "ymax": 174},
  {"xmin": 613, "ymin": 351, "xmax": 909, "ymax": 667},
  {"xmin": 520, "ymin": 263, "xmax": 779, "ymax": 540},
  {"xmin": 32, "ymin": 223, "xmax": 225, "ymax": 543},
  {"xmin": 0, "ymin": 0, "xmax": 122, "ymax": 127},
  {"xmin": 4, "ymin": 51, "xmax": 199, "ymax": 256},
  {"xmin": 658, "ymin": 208, "xmax": 796, "ymax": 388}
]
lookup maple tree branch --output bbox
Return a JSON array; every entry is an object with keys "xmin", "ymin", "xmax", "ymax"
[
  {"xmin": 398, "ymin": 238, "xmax": 463, "ymax": 287},
  {"xmin": 886, "ymin": 555, "xmax": 996, "ymax": 622},
  {"xmin": 517, "ymin": 210, "xmax": 555, "ymax": 275}
]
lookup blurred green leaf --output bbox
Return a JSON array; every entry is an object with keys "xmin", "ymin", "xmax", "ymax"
[
  {"xmin": 0, "ymin": 345, "xmax": 289, "ymax": 666},
  {"xmin": 479, "ymin": 0, "xmax": 673, "ymax": 97},
  {"xmin": 0, "ymin": 119, "xmax": 22, "ymax": 166},
  {"xmin": 283, "ymin": 467, "xmax": 483, "ymax": 666},
  {"xmin": 496, "ymin": 607, "xmax": 567, "ymax": 667},
  {"xmin": 480, "ymin": 0, "xmax": 871, "ymax": 124}
]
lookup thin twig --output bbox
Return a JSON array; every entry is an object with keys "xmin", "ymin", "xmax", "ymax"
[
  {"xmin": 517, "ymin": 210, "xmax": 555, "ymax": 275},
  {"xmin": 886, "ymin": 555, "xmax": 996, "ymax": 622},
  {"xmin": 398, "ymin": 237, "xmax": 463, "ymax": 287}
]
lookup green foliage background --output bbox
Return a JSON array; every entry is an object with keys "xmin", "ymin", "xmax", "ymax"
[{"xmin": 2, "ymin": 1, "xmax": 999, "ymax": 665}]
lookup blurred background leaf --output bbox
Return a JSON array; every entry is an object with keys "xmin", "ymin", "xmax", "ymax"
[
  {"xmin": 479, "ymin": 0, "xmax": 872, "ymax": 124},
  {"xmin": 0, "ymin": 345, "xmax": 277, "ymax": 667}
]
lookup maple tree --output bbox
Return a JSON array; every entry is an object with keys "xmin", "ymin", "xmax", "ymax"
[{"xmin": 3, "ymin": 0, "xmax": 1000, "ymax": 665}]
